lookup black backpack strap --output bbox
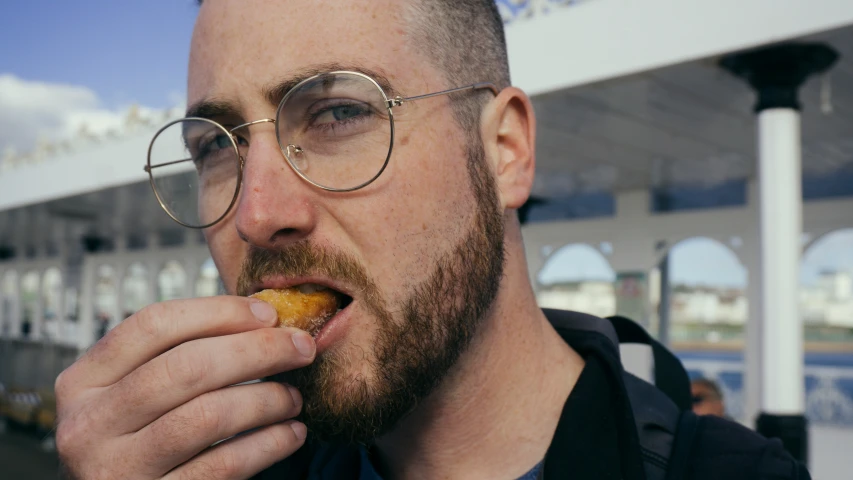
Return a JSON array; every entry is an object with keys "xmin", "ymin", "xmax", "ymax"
[
  {"xmin": 622, "ymin": 372, "xmax": 680, "ymax": 480},
  {"xmin": 607, "ymin": 315, "xmax": 692, "ymax": 411},
  {"xmin": 664, "ymin": 411, "xmax": 700, "ymax": 480}
]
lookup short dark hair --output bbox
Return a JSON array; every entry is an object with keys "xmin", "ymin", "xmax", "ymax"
[
  {"xmin": 405, "ymin": 0, "xmax": 511, "ymax": 134},
  {"xmin": 196, "ymin": 0, "xmax": 510, "ymax": 135},
  {"xmin": 692, "ymin": 378, "xmax": 724, "ymax": 400}
]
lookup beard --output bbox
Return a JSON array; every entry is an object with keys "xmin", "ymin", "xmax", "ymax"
[{"xmin": 236, "ymin": 140, "xmax": 506, "ymax": 445}]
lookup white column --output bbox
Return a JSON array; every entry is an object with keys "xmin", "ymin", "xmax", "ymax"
[
  {"xmin": 147, "ymin": 233, "xmax": 161, "ymax": 305},
  {"xmin": 30, "ymin": 271, "xmax": 45, "ymax": 341},
  {"xmin": 108, "ymin": 234, "xmax": 128, "ymax": 330},
  {"xmin": 757, "ymin": 109, "xmax": 804, "ymax": 414},
  {"xmin": 611, "ymin": 191, "xmax": 656, "ymax": 382},
  {"xmin": 0, "ymin": 267, "xmax": 5, "ymax": 337},
  {"xmin": 184, "ymin": 258, "xmax": 200, "ymax": 299},
  {"xmin": 148, "ymin": 259, "xmax": 161, "ymax": 305},
  {"xmin": 77, "ymin": 258, "xmax": 97, "ymax": 350},
  {"xmin": 55, "ymin": 271, "xmax": 66, "ymax": 344},
  {"xmin": 111, "ymin": 262, "xmax": 127, "ymax": 330},
  {"xmin": 10, "ymin": 271, "xmax": 22, "ymax": 339},
  {"xmin": 742, "ymin": 209, "xmax": 763, "ymax": 424}
]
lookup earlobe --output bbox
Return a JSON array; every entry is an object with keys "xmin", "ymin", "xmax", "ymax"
[{"xmin": 481, "ymin": 87, "xmax": 536, "ymax": 211}]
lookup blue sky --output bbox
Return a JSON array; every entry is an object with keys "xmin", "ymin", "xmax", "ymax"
[
  {"xmin": 0, "ymin": 0, "xmax": 197, "ymax": 110},
  {"xmin": 2, "ymin": 1, "xmax": 850, "ymax": 290}
]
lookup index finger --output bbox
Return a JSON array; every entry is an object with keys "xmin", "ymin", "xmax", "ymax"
[{"xmin": 59, "ymin": 296, "xmax": 278, "ymax": 391}]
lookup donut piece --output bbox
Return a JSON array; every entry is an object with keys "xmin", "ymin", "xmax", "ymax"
[{"xmin": 250, "ymin": 287, "xmax": 339, "ymax": 335}]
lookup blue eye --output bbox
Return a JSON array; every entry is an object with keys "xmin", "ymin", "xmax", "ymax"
[
  {"xmin": 308, "ymin": 100, "xmax": 373, "ymax": 129},
  {"xmin": 210, "ymin": 134, "xmax": 233, "ymax": 150},
  {"xmin": 196, "ymin": 134, "xmax": 233, "ymax": 157},
  {"xmin": 330, "ymin": 104, "xmax": 367, "ymax": 121}
]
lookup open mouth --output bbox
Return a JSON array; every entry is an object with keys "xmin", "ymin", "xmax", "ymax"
[
  {"xmin": 294, "ymin": 283, "xmax": 353, "ymax": 311},
  {"xmin": 251, "ymin": 282, "xmax": 354, "ymax": 337}
]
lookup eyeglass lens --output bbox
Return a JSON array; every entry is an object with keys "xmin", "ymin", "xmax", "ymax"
[{"xmin": 147, "ymin": 72, "xmax": 393, "ymax": 228}]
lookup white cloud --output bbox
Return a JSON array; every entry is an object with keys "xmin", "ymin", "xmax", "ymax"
[{"xmin": 0, "ymin": 74, "xmax": 178, "ymax": 154}]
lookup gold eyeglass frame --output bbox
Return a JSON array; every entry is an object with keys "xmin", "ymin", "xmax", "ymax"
[{"xmin": 145, "ymin": 70, "xmax": 499, "ymax": 229}]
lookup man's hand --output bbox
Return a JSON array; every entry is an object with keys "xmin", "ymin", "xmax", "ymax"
[{"xmin": 55, "ymin": 296, "xmax": 316, "ymax": 480}]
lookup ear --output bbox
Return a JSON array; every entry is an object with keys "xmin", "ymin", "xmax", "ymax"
[{"xmin": 480, "ymin": 87, "xmax": 536, "ymax": 211}]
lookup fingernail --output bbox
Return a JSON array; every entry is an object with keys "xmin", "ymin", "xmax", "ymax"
[
  {"xmin": 286, "ymin": 384, "xmax": 303, "ymax": 411},
  {"xmin": 291, "ymin": 331, "xmax": 315, "ymax": 357},
  {"xmin": 250, "ymin": 301, "xmax": 278, "ymax": 325},
  {"xmin": 290, "ymin": 421, "xmax": 307, "ymax": 442}
]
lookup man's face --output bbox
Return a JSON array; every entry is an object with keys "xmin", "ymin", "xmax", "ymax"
[
  {"xmin": 189, "ymin": 0, "xmax": 506, "ymax": 443},
  {"xmin": 691, "ymin": 382, "xmax": 725, "ymax": 417}
]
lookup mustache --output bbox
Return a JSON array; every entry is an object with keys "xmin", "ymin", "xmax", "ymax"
[{"xmin": 236, "ymin": 241, "xmax": 379, "ymax": 301}]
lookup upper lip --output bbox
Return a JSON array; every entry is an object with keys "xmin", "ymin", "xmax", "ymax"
[{"xmin": 248, "ymin": 276, "xmax": 356, "ymax": 299}]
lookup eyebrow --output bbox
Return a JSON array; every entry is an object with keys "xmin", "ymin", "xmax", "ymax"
[
  {"xmin": 185, "ymin": 100, "xmax": 242, "ymax": 121},
  {"xmin": 185, "ymin": 62, "xmax": 400, "ymax": 120}
]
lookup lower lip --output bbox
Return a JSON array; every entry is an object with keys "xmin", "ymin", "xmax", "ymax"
[{"xmin": 313, "ymin": 300, "xmax": 354, "ymax": 353}]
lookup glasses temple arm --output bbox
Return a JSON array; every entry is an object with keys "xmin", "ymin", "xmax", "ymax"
[
  {"xmin": 144, "ymin": 157, "xmax": 194, "ymax": 172},
  {"xmin": 390, "ymin": 82, "xmax": 499, "ymax": 107}
]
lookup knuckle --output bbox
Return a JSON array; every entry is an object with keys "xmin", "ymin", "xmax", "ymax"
[
  {"xmin": 255, "ymin": 328, "xmax": 282, "ymax": 362},
  {"xmin": 215, "ymin": 448, "xmax": 242, "ymax": 478},
  {"xmin": 191, "ymin": 393, "xmax": 225, "ymax": 435},
  {"xmin": 264, "ymin": 425, "xmax": 295, "ymax": 454},
  {"xmin": 55, "ymin": 409, "xmax": 101, "ymax": 468},
  {"xmin": 183, "ymin": 450, "xmax": 240, "ymax": 480},
  {"xmin": 55, "ymin": 417, "xmax": 78, "ymax": 456},
  {"xmin": 178, "ymin": 460, "xmax": 216, "ymax": 480},
  {"xmin": 163, "ymin": 345, "xmax": 209, "ymax": 390},
  {"xmin": 252, "ymin": 384, "xmax": 279, "ymax": 419},
  {"xmin": 135, "ymin": 302, "xmax": 169, "ymax": 340},
  {"xmin": 272, "ymin": 383, "xmax": 301, "ymax": 417},
  {"xmin": 55, "ymin": 406, "xmax": 130, "ymax": 480},
  {"xmin": 54, "ymin": 368, "xmax": 72, "ymax": 401},
  {"xmin": 142, "ymin": 412, "xmax": 197, "ymax": 465}
]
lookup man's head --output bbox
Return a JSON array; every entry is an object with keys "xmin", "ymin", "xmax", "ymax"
[
  {"xmin": 189, "ymin": 0, "xmax": 536, "ymax": 444},
  {"xmin": 691, "ymin": 378, "xmax": 726, "ymax": 417}
]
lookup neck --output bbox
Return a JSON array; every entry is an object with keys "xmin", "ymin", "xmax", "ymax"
[{"xmin": 373, "ymin": 227, "xmax": 585, "ymax": 480}]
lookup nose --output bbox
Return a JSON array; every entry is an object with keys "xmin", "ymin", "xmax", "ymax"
[{"xmin": 233, "ymin": 125, "xmax": 317, "ymax": 249}]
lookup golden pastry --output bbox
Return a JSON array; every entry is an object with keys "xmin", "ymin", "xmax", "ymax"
[{"xmin": 251, "ymin": 286, "xmax": 339, "ymax": 334}]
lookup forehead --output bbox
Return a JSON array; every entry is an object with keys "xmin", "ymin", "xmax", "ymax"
[
  {"xmin": 189, "ymin": 0, "xmax": 424, "ymax": 109},
  {"xmin": 691, "ymin": 383, "xmax": 714, "ymax": 394}
]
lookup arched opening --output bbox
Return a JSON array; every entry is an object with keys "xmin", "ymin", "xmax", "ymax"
[
  {"xmin": 666, "ymin": 237, "xmax": 747, "ymax": 348},
  {"xmin": 1, "ymin": 270, "xmax": 18, "ymax": 337},
  {"xmin": 41, "ymin": 268, "xmax": 63, "ymax": 340},
  {"xmin": 801, "ymin": 228, "xmax": 853, "ymax": 347},
  {"xmin": 94, "ymin": 265, "xmax": 117, "ymax": 340},
  {"xmin": 122, "ymin": 262, "xmax": 150, "ymax": 318},
  {"xmin": 536, "ymin": 243, "xmax": 616, "ymax": 318},
  {"xmin": 21, "ymin": 271, "xmax": 40, "ymax": 339},
  {"xmin": 158, "ymin": 260, "xmax": 187, "ymax": 302},
  {"xmin": 195, "ymin": 257, "xmax": 221, "ymax": 297},
  {"xmin": 666, "ymin": 237, "xmax": 747, "ymax": 421}
]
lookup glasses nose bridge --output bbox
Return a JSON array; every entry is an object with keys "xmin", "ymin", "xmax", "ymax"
[{"xmin": 229, "ymin": 117, "xmax": 276, "ymax": 135}]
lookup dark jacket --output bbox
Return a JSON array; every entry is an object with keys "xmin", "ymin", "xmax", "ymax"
[{"xmin": 255, "ymin": 309, "xmax": 810, "ymax": 480}]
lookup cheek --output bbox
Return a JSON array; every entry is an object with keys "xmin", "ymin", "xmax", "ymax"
[{"xmin": 363, "ymin": 125, "xmax": 476, "ymax": 288}]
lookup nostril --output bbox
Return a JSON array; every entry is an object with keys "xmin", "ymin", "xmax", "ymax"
[{"xmin": 269, "ymin": 228, "xmax": 306, "ymax": 244}]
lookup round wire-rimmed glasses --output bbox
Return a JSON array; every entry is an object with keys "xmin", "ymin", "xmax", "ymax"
[{"xmin": 145, "ymin": 70, "xmax": 498, "ymax": 229}]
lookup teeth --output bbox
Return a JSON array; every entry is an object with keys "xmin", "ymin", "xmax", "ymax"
[{"xmin": 297, "ymin": 283, "xmax": 327, "ymax": 294}]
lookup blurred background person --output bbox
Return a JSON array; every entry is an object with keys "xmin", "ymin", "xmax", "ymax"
[{"xmin": 692, "ymin": 378, "xmax": 726, "ymax": 417}]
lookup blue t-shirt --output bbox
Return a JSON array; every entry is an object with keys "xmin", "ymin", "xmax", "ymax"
[{"xmin": 357, "ymin": 447, "xmax": 544, "ymax": 480}]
